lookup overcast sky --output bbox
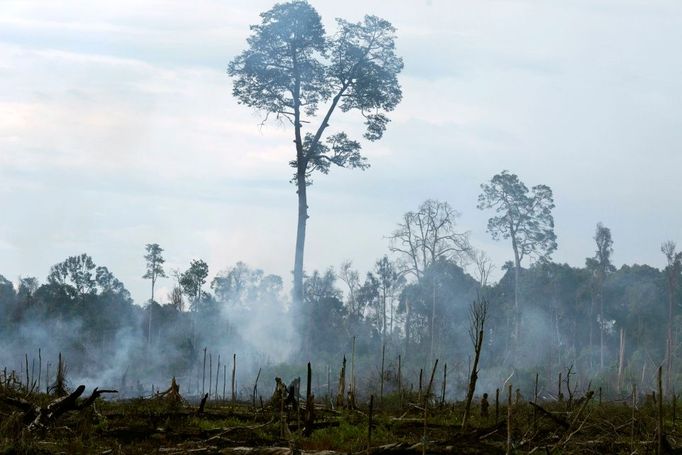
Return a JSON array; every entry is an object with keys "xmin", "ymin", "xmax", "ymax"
[{"xmin": 1, "ymin": 0, "xmax": 681, "ymax": 304}]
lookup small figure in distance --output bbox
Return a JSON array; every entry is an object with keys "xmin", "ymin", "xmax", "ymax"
[{"xmin": 480, "ymin": 392, "xmax": 490, "ymax": 419}]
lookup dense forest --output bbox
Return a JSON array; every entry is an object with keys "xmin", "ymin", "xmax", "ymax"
[{"xmin": 1, "ymin": 192, "xmax": 679, "ymax": 402}]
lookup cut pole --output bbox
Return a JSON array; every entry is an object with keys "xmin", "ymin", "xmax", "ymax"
[
  {"xmin": 631, "ymin": 383, "xmax": 636, "ymax": 453},
  {"xmin": 351, "ymin": 336, "xmax": 356, "ymax": 398},
  {"xmin": 658, "ymin": 366, "xmax": 663, "ymax": 455},
  {"xmin": 533, "ymin": 372, "xmax": 538, "ymax": 430},
  {"xmin": 231, "ymin": 353, "xmax": 236, "ymax": 403},
  {"xmin": 202, "ymin": 347, "xmax": 207, "ymax": 395},
  {"xmin": 441, "ymin": 363, "xmax": 447, "ymax": 406},
  {"xmin": 223, "ymin": 364, "xmax": 227, "ymax": 400},
  {"xmin": 380, "ymin": 343, "xmax": 385, "ymax": 406},
  {"xmin": 304, "ymin": 362, "xmax": 314, "ymax": 436},
  {"xmin": 215, "ymin": 354, "xmax": 220, "ymax": 400},
  {"xmin": 506, "ymin": 383, "xmax": 512, "ymax": 455},
  {"xmin": 495, "ymin": 388, "xmax": 500, "ymax": 423},
  {"xmin": 368, "ymin": 394, "xmax": 374, "ymax": 454},
  {"xmin": 37, "ymin": 349, "xmax": 42, "ymax": 394},
  {"xmin": 398, "ymin": 354, "xmax": 402, "ymax": 410},
  {"xmin": 418, "ymin": 368, "xmax": 423, "ymax": 402},
  {"xmin": 253, "ymin": 367, "xmax": 261, "ymax": 408}
]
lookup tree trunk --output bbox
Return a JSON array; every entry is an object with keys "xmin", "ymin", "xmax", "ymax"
[
  {"xmin": 429, "ymin": 280, "xmax": 436, "ymax": 367},
  {"xmin": 667, "ymin": 272, "xmax": 675, "ymax": 395},
  {"xmin": 599, "ymin": 288, "xmax": 604, "ymax": 370},
  {"xmin": 462, "ymin": 329, "xmax": 484, "ymax": 428},
  {"xmin": 291, "ymin": 49, "xmax": 311, "ymax": 353},
  {"xmin": 511, "ymin": 237, "xmax": 521, "ymax": 346},
  {"xmin": 382, "ymin": 290, "xmax": 387, "ymax": 345},
  {"xmin": 589, "ymin": 292, "xmax": 594, "ymax": 372}
]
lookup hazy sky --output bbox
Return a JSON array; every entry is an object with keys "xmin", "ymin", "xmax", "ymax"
[{"xmin": 1, "ymin": 0, "xmax": 681, "ymax": 304}]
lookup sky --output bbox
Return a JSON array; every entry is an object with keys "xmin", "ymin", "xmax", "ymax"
[{"xmin": 1, "ymin": 0, "xmax": 681, "ymax": 305}]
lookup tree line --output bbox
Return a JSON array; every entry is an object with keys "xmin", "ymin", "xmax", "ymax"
[{"xmin": 0, "ymin": 171, "xmax": 679, "ymax": 396}]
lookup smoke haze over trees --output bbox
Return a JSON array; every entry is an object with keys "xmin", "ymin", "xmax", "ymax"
[
  {"xmin": 1, "ymin": 0, "xmax": 682, "ymax": 411},
  {"xmin": 0, "ymin": 186, "xmax": 680, "ymax": 398}
]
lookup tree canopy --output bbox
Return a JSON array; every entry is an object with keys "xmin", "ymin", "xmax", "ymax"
[{"xmin": 228, "ymin": 0, "xmax": 403, "ymax": 321}]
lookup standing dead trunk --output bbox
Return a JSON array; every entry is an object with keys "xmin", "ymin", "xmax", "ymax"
[
  {"xmin": 231, "ymin": 353, "xmax": 237, "ymax": 403},
  {"xmin": 349, "ymin": 337, "xmax": 356, "ymax": 409},
  {"xmin": 223, "ymin": 364, "xmax": 227, "ymax": 401},
  {"xmin": 658, "ymin": 366, "xmax": 664, "ymax": 455},
  {"xmin": 368, "ymin": 394, "xmax": 374, "ymax": 454},
  {"xmin": 506, "ymin": 383, "xmax": 513, "ymax": 455},
  {"xmin": 202, "ymin": 347, "xmax": 207, "ymax": 396},
  {"xmin": 422, "ymin": 360, "xmax": 439, "ymax": 455},
  {"xmin": 252, "ymin": 368, "xmax": 261, "ymax": 408},
  {"xmin": 589, "ymin": 292, "xmax": 594, "ymax": 372},
  {"xmin": 618, "ymin": 328, "xmax": 625, "ymax": 391},
  {"xmin": 304, "ymin": 362, "xmax": 315, "ymax": 436},
  {"xmin": 37, "ymin": 348, "xmax": 42, "ymax": 395},
  {"xmin": 336, "ymin": 356, "xmax": 346, "ymax": 409},
  {"xmin": 429, "ymin": 280, "xmax": 436, "ymax": 367},
  {"xmin": 462, "ymin": 330, "xmax": 484, "ymax": 428},
  {"xmin": 462, "ymin": 298, "xmax": 488, "ymax": 428},
  {"xmin": 599, "ymin": 290, "xmax": 605, "ymax": 370},
  {"xmin": 398, "ymin": 354, "xmax": 402, "ymax": 410},
  {"xmin": 380, "ymin": 344, "xmax": 385, "ymax": 407},
  {"xmin": 441, "ymin": 363, "xmax": 447, "ymax": 406}
]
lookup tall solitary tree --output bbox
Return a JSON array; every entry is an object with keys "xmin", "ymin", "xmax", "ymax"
[
  {"xmin": 477, "ymin": 171, "xmax": 557, "ymax": 341},
  {"xmin": 661, "ymin": 241, "xmax": 681, "ymax": 393},
  {"xmin": 143, "ymin": 243, "xmax": 167, "ymax": 345},
  {"xmin": 585, "ymin": 223, "xmax": 614, "ymax": 370},
  {"xmin": 143, "ymin": 243, "xmax": 167, "ymax": 304},
  {"xmin": 228, "ymin": 1, "xmax": 403, "ymax": 314}
]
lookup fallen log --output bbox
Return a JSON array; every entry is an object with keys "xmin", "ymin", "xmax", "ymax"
[
  {"xmin": 2, "ymin": 384, "xmax": 118, "ymax": 433},
  {"xmin": 29, "ymin": 385, "xmax": 118, "ymax": 432},
  {"xmin": 528, "ymin": 401, "xmax": 569, "ymax": 429}
]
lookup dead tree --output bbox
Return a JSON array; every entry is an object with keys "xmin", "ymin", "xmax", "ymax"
[
  {"xmin": 462, "ymin": 297, "xmax": 488, "ymax": 428},
  {"xmin": 335, "ymin": 355, "xmax": 346, "ymax": 409},
  {"xmin": 49, "ymin": 353, "xmax": 68, "ymax": 397},
  {"xmin": 197, "ymin": 393, "xmax": 209, "ymax": 415},
  {"xmin": 2, "ymin": 384, "xmax": 117, "ymax": 433},
  {"xmin": 157, "ymin": 377, "xmax": 182, "ymax": 402},
  {"xmin": 303, "ymin": 363, "xmax": 315, "ymax": 436}
]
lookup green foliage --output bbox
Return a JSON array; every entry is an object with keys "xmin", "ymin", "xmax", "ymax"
[
  {"xmin": 179, "ymin": 259, "xmax": 209, "ymax": 311},
  {"xmin": 228, "ymin": 2, "xmax": 403, "ymax": 181},
  {"xmin": 478, "ymin": 170, "xmax": 557, "ymax": 264}
]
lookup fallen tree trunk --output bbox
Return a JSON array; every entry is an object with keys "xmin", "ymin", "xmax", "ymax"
[
  {"xmin": 528, "ymin": 401, "xmax": 569, "ymax": 429},
  {"xmin": 2, "ymin": 384, "xmax": 117, "ymax": 433}
]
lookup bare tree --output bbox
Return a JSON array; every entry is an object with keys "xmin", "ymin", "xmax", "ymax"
[
  {"xmin": 389, "ymin": 199, "xmax": 471, "ymax": 282},
  {"xmin": 462, "ymin": 297, "xmax": 488, "ymax": 428},
  {"xmin": 339, "ymin": 260, "xmax": 361, "ymax": 317},
  {"xmin": 168, "ymin": 286, "xmax": 185, "ymax": 312},
  {"xmin": 471, "ymin": 249, "xmax": 495, "ymax": 290}
]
